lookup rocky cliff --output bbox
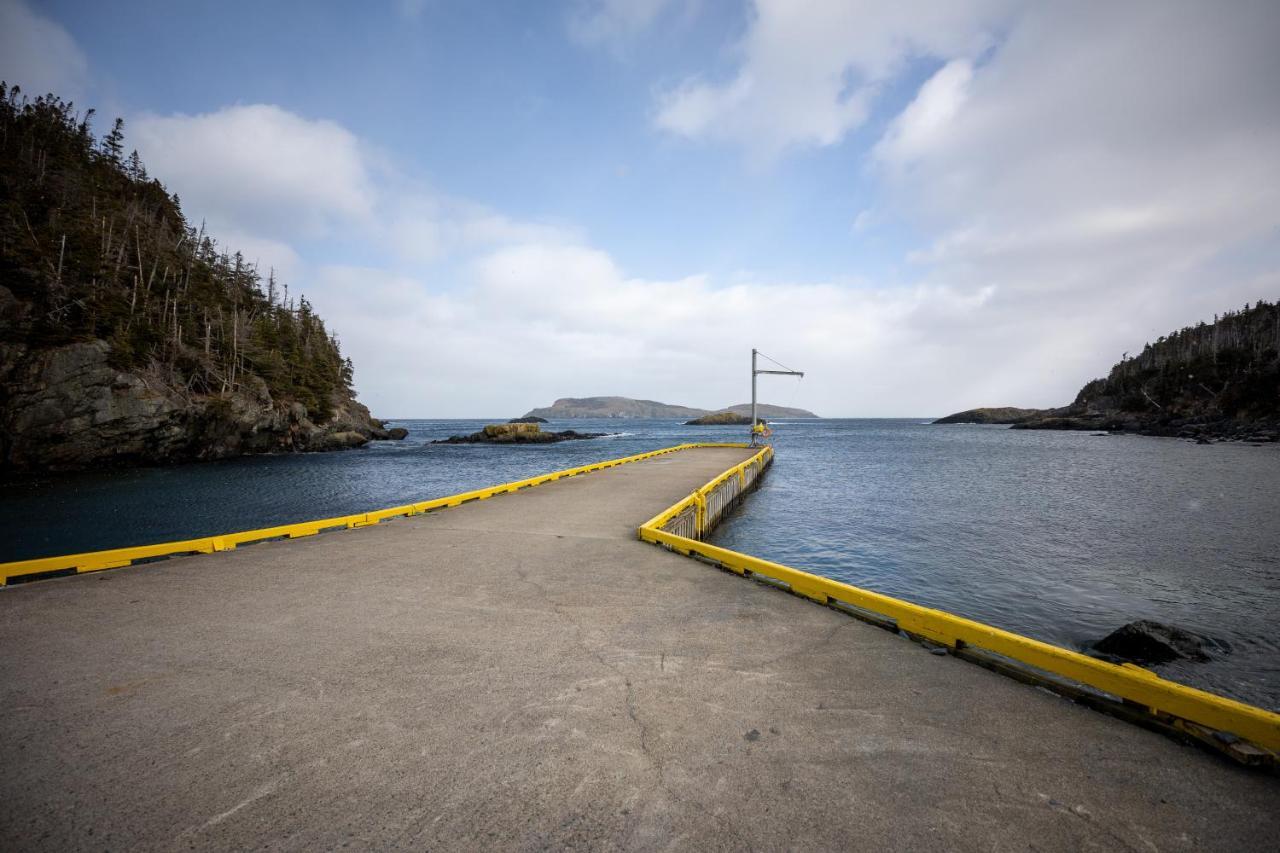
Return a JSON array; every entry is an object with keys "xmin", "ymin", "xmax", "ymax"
[
  {"xmin": 0, "ymin": 85, "xmax": 394, "ymax": 470},
  {"xmin": 0, "ymin": 320, "xmax": 392, "ymax": 470}
]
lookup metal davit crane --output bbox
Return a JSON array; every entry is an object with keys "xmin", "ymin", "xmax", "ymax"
[{"xmin": 750, "ymin": 349, "xmax": 804, "ymax": 445}]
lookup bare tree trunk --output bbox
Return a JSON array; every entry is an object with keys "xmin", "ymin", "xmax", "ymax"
[{"xmin": 1141, "ymin": 386, "xmax": 1163, "ymax": 411}]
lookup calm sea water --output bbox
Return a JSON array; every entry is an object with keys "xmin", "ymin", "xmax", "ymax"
[{"xmin": 2, "ymin": 418, "xmax": 1277, "ymax": 710}]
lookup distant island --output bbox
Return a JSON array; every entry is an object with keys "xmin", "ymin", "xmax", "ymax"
[
  {"xmin": 685, "ymin": 411, "xmax": 753, "ymax": 425},
  {"xmin": 0, "ymin": 85, "xmax": 398, "ymax": 470},
  {"xmin": 935, "ymin": 300, "xmax": 1279, "ymax": 441},
  {"xmin": 524, "ymin": 396, "xmax": 818, "ymax": 419}
]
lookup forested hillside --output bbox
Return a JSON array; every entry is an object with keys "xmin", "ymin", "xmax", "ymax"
[
  {"xmin": 1015, "ymin": 301, "xmax": 1280, "ymax": 439},
  {"xmin": 0, "ymin": 83, "xmax": 393, "ymax": 469}
]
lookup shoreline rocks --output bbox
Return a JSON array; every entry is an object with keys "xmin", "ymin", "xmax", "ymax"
[
  {"xmin": 0, "ymin": 338, "xmax": 401, "ymax": 471},
  {"xmin": 1011, "ymin": 412, "xmax": 1280, "ymax": 442},
  {"xmin": 935, "ymin": 403, "xmax": 1280, "ymax": 443}
]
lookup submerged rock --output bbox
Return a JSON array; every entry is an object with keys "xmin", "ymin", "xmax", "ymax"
[{"xmin": 1091, "ymin": 620, "xmax": 1215, "ymax": 665}]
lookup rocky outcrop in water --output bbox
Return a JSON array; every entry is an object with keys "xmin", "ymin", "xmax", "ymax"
[
  {"xmin": 1091, "ymin": 620, "xmax": 1216, "ymax": 665},
  {"xmin": 434, "ymin": 427, "xmax": 612, "ymax": 444},
  {"xmin": 685, "ymin": 411, "xmax": 752, "ymax": 425}
]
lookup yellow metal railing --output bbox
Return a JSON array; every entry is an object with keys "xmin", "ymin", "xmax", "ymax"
[
  {"xmin": 0, "ymin": 442, "xmax": 750, "ymax": 586},
  {"xmin": 638, "ymin": 445, "xmax": 1280, "ymax": 757}
]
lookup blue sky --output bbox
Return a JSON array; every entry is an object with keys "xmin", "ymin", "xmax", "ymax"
[
  {"xmin": 41, "ymin": 0, "xmax": 919, "ymax": 282},
  {"xmin": 4, "ymin": 1, "xmax": 1278, "ymax": 416}
]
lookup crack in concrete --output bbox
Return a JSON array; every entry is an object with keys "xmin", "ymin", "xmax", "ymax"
[{"xmin": 511, "ymin": 560, "xmax": 752, "ymax": 851}]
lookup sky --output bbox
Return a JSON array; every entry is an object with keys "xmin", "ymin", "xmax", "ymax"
[{"xmin": 3, "ymin": 0, "xmax": 1278, "ymax": 417}]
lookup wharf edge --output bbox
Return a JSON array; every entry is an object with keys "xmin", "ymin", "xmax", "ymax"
[{"xmin": 3, "ymin": 442, "xmax": 1278, "ymax": 758}]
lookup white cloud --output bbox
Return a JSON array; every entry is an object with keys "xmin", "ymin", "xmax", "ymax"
[
  {"xmin": 862, "ymin": 0, "xmax": 1280, "ymax": 408},
  {"xmin": 129, "ymin": 102, "xmax": 578, "ymax": 272},
  {"xmin": 0, "ymin": 0, "xmax": 90, "ymax": 100},
  {"xmin": 305, "ymin": 243, "xmax": 1003, "ymax": 417},
  {"xmin": 131, "ymin": 105, "xmax": 376, "ymax": 239},
  {"xmin": 387, "ymin": 195, "xmax": 578, "ymax": 265},
  {"xmin": 654, "ymin": 0, "xmax": 1010, "ymax": 160},
  {"xmin": 878, "ymin": 2, "xmax": 1280, "ymax": 301},
  {"xmin": 210, "ymin": 229, "xmax": 304, "ymax": 285},
  {"xmin": 873, "ymin": 59, "xmax": 972, "ymax": 171}
]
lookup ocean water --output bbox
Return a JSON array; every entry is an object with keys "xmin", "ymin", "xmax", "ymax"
[{"xmin": 2, "ymin": 418, "xmax": 1277, "ymax": 710}]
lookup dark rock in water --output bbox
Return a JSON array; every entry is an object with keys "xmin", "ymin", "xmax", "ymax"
[
  {"xmin": 386, "ymin": 427, "xmax": 409, "ymax": 440},
  {"xmin": 508, "ymin": 416, "xmax": 548, "ymax": 423},
  {"xmin": 433, "ymin": 429, "xmax": 612, "ymax": 445},
  {"xmin": 1092, "ymin": 620, "xmax": 1214, "ymax": 665}
]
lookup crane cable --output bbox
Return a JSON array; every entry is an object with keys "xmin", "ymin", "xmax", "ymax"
[{"xmin": 756, "ymin": 350, "xmax": 805, "ymax": 418}]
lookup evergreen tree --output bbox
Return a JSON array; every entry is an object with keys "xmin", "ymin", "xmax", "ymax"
[{"xmin": 0, "ymin": 81, "xmax": 355, "ymax": 423}]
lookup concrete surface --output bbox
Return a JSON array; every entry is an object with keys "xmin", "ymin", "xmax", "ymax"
[{"xmin": 1, "ymin": 446, "xmax": 1276, "ymax": 851}]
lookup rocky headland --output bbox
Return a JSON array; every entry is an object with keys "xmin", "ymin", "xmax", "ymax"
[
  {"xmin": 935, "ymin": 301, "xmax": 1280, "ymax": 442},
  {"xmin": 0, "ymin": 86, "xmax": 399, "ymax": 470},
  {"xmin": 932, "ymin": 407, "xmax": 1045, "ymax": 425}
]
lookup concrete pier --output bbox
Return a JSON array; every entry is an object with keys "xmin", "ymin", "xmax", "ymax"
[{"xmin": 1, "ymin": 446, "xmax": 1276, "ymax": 850}]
